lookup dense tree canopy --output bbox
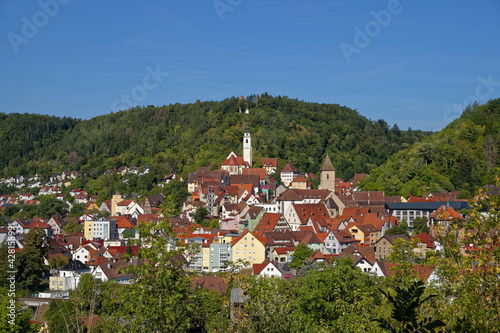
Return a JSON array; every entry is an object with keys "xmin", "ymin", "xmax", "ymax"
[
  {"xmin": 0, "ymin": 94, "xmax": 428, "ymax": 185},
  {"xmin": 360, "ymin": 99, "xmax": 500, "ymax": 195}
]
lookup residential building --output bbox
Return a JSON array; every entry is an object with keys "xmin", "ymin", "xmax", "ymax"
[
  {"xmin": 231, "ymin": 230, "xmax": 266, "ymax": 268},
  {"xmin": 375, "ymin": 234, "xmax": 410, "ymax": 260}
]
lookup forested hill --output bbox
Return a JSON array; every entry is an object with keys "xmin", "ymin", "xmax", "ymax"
[
  {"xmin": 0, "ymin": 113, "xmax": 80, "ymax": 173},
  {"xmin": 1, "ymin": 94, "xmax": 428, "ymax": 180},
  {"xmin": 359, "ymin": 98, "xmax": 500, "ymax": 196}
]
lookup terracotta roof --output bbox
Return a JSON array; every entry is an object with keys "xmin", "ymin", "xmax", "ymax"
[
  {"xmin": 252, "ymin": 259, "xmax": 275, "ymax": 275},
  {"xmin": 430, "ymin": 205, "xmax": 464, "ymax": 221},
  {"xmin": 292, "ymin": 175, "xmax": 307, "ymax": 183},
  {"xmin": 411, "ymin": 232, "xmax": 436, "ymax": 248},
  {"xmin": 242, "ymin": 168, "xmax": 266, "ymax": 180},
  {"xmin": 191, "ymin": 276, "xmax": 228, "ymax": 295},
  {"xmin": 341, "ymin": 243, "xmax": 376, "ymax": 262},
  {"xmin": 254, "ymin": 213, "xmax": 281, "ymax": 233},
  {"xmin": 222, "ymin": 153, "xmax": 248, "ymax": 166},
  {"xmin": 260, "ymin": 158, "xmax": 278, "ymax": 167},
  {"xmin": 281, "ymin": 161, "xmax": 298, "ymax": 173},
  {"xmin": 25, "ymin": 221, "xmax": 50, "ymax": 229},
  {"xmin": 308, "ymin": 249, "xmax": 330, "ymax": 263},
  {"xmin": 112, "ymin": 216, "xmax": 136, "ymax": 229},
  {"xmin": 293, "ymin": 203, "xmax": 330, "ymax": 225}
]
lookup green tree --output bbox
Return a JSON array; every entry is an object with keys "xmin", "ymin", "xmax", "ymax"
[
  {"xmin": 209, "ymin": 219, "xmax": 220, "ymax": 230},
  {"xmin": 15, "ymin": 228, "xmax": 48, "ymax": 292},
  {"xmin": 376, "ymin": 280, "xmax": 445, "ymax": 332},
  {"xmin": 412, "ymin": 217, "xmax": 429, "ymax": 234},
  {"xmin": 70, "ymin": 203, "xmax": 85, "ymax": 217},
  {"xmin": 385, "ymin": 222, "xmax": 409, "ymax": 237},
  {"xmin": 48, "ymin": 254, "xmax": 69, "ymax": 269},
  {"xmin": 297, "ymin": 257, "xmax": 385, "ymax": 331},
  {"xmin": 38, "ymin": 195, "xmax": 69, "ymax": 218},
  {"xmin": 0, "ymin": 288, "xmax": 37, "ymax": 333},
  {"xmin": 119, "ymin": 218, "xmax": 197, "ymax": 332},
  {"xmin": 63, "ymin": 221, "xmax": 83, "ymax": 234},
  {"xmin": 289, "ymin": 243, "xmax": 313, "ymax": 270},
  {"xmin": 193, "ymin": 206, "xmax": 210, "ymax": 225}
]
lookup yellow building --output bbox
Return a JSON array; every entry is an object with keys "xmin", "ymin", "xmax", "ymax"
[
  {"xmin": 231, "ymin": 230, "xmax": 266, "ymax": 268},
  {"xmin": 348, "ymin": 224, "xmax": 379, "ymax": 246},
  {"xmin": 84, "ymin": 220, "xmax": 93, "ymax": 240},
  {"xmin": 111, "ymin": 192, "xmax": 123, "ymax": 216},
  {"xmin": 202, "ymin": 244, "xmax": 211, "ymax": 271}
]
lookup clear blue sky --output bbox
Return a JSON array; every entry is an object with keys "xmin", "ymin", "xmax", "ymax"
[{"xmin": 1, "ymin": 0, "xmax": 499, "ymax": 131}]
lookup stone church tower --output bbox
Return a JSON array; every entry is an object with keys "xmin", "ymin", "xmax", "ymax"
[
  {"xmin": 320, "ymin": 153, "xmax": 335, "ymax": 192},
  {"xmin": 243, "ymin": 125, "xmax": 252, "ymax": 167}
]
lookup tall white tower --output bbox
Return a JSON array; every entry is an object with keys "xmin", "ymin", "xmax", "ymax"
[{"xmin": 243, "ymin": 125, "xmax": 252, "ymax": 167}]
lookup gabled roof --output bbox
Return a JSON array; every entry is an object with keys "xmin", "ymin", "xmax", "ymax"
[
  {"xmin": 254, "ymin": 213, "xmax": 281, "ymax": 233},
  {"xmin": 60, "ymin": 260, "xmax": 91, "ymax": 272},
  {"xmin": 191, "ymin": 276, "xmax": 228, "ymax": 295},
  {"xmin": 112, "ymin": 216, "xmax": 136, "ymax": 229},
  {"xmin": 231, "ymin": 229, "xmax": 265, "ymax": 247},
  {"xmin": 246, "ymin": 206, "xmax": 264, "ymax": 219},
  {"xmin": 349, "ymin": 223, "xmax": 378, "ymax": 234},
  {"xmin": 281, "ymin": 162, "xmax": 298, "ymax": 173},
  {"xmin": 341, "ymin": 243, "xmax": 376, "ymax": 262},
  {"xmin": 379, "ymin": 234, "xmax": 410, "ymax": 245},
  {"xmin": 430, "ymin": 205, "xmax": 464, "ymax": 221},
  {"xmin": 252, "ymin": 259, "xmax": 278, "ymax": 275},
  {"xmin": 242, "ymin": 168, "xmax": 266, "ymax": 181},
  {"xmin": 260, "ymin": 158, "xmax": 278, "ymax": 167},
  {"xmin": 222, "ymin": 153, "xmax": 248, "ymax": 166},
  {"xmin": 293, "ymin": 203, "xmax": 330, "ymax": 225},
  {"xmin": 25, "ymin": 221, "xmax": 50, "ymax": 229},
  {"xmin": 292, "ymin": 175, "xmax": 307, "ymax": 183},
  {"xmin": 308, "ymin": 249, "xmax": 330, "ymax": 263},
  {"xmin": 411, "ymin": 232, "xmax": 436, "ymax": 248}
]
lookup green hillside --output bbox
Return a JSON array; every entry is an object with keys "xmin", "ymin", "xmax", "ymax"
[
  {"xmin": 1, "ymin": 94, "xmax": 428, "ymax": 184},
  {"xmin": 359, "ymin": 98, "xmax": 500, "ymax": 196}
]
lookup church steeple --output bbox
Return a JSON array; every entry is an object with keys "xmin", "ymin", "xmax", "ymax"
[
  {"xmin": 243, "ymin": 125, "xmax": 252, "ymax": 167},
  {"xmin": 320, "ymin": 153, "xmax": 335, "ymax": 191}
]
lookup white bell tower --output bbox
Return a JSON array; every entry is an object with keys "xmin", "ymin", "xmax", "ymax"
[{"xmin": 243, "ymin": 125, "xmax": 252, "ymax": 167}]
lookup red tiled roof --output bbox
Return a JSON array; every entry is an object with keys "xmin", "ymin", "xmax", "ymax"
[
  {"xmin": 242, "ymin": 168, "xmax": 266, "ymax": 180},
  {"xmin": 293, "ymin": 203, "xmax": 330, "ymax": 225},
  {"xmin": 25, "ymin": 221, "xmax": 50, "ymax": 229},
  {"xmin": 252, "ymin": 259, "xmax": 275, "ymax": 275},
  {"xmin": 292, "ymin": 175, "xmax": 307, "ymax": 183},
  {"xmin": 260, "ymin": 158, "xmax": 278, "ymax": 167},
  {"xmin": 281, "ymin": 161, "xmax": 298, "ymax": 173},
  {"xmin": 431, "ymin": 205, "xmax": 464, "ymax": 221},
  {"xmin": 222, "ymin": 154, "xmax": 248, "ymax": 166}
]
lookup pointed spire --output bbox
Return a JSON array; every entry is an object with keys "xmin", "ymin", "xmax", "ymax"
[
  {"xmin": 245, "ymin": 125, "xmax": 250, "ymax": 134},
  {"xmin": 320, "ymin": 153, "xmax": 335, "ymax": 171}
]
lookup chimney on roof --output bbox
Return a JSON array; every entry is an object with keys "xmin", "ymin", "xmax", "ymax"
[{"xmin": 107, "ymin": 263, "xmax": 111, "ymax": 269}]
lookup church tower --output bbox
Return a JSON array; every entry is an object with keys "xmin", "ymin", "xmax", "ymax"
[
  {"xmin": 320, "ymin": 153, "xmax": 335, "ymax": 192},
  {"xmin": 243, "ymin": 125, "xmax": 252, "ymax": 167}
]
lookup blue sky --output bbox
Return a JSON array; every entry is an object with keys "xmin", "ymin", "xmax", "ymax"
[{"xmin": 1, "ymin": 0, "xmax": 499, "ymax": 131}]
